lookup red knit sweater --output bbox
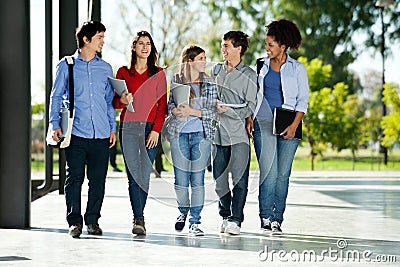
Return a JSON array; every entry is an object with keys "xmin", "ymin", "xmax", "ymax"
[{"xmin": 112, "ymin": 66, "xmax": 167, "ymax": 133}]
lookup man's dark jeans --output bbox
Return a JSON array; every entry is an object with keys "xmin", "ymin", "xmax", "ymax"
[{"xmin": 65, "ymin": 135, "xmax": 110, "ymax": 226}]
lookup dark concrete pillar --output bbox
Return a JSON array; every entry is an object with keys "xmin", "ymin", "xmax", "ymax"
[
  {"xmin": 0, "ymin": 0, "xmax": 31, "ymax": 228},
  {"xmin": 37, "ymin": 0, "xmax": 54, "ymax": 196},
  {"xmin": 59, "ymin": 0, "xmax": 79, "ymax": 58},
  {"xmin": 58, "ymin": 0, "xmax": 78, "ymax": 194},
  {"xmin": 89, "ymin": 0, "xmax": 101, "ymax": 21}
]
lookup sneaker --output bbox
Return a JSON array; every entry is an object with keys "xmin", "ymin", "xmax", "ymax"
[
  {"xmin": 68, "ymin": 223, "xmax": 82, "ymax": 238},
  {"xmin": 220, "ymin": 219, "xmax": 228, "ymax": 233},
  {"xmin": 175, "ymin": 213, "xmax": 187, "ymax": 231},
  {"xmin": 86, "ymin": 223, "xmax": 102, "ymax": 235},
  {"xmin": 260, "ymin": 218, "xmax": 272, "ymax": 232},
  {"xmin": 271, "ymin": 221, "xmax": 282, "ymax": 235},
  {"xmin": 224, "ymin": 221, "xmax": 240, "ymax": 235},
  {"xmin": 132, "ymin": 218, "xmax": 146, "ymax": 235},
  {"xmin": 188, "ymin": 224, "xmax": 204, "ymax": 236}
]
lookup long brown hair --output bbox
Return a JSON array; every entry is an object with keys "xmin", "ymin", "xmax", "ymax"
[
  {"xmin": 178, "ymin": 44, "xmax": 205, "ymax": 100},
  {"xmin": 127, "ymin": 30, "xmax": 159, "ymax": 77}
]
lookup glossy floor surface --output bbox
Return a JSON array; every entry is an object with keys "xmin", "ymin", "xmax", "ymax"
[{"xmin": 1, "ymin": 171, "xmax": 400, "ymax": 266}]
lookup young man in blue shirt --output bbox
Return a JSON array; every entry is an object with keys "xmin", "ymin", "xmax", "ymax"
[{"xmin": 49, "ymin": 21, "xmax": 116, "ymax": 238}]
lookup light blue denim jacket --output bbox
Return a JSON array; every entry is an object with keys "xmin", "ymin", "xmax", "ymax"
[{"xmin": 254, "ymin": 54, "xmax": 309, "ymax": 117}]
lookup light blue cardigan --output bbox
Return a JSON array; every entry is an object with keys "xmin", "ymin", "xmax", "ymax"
[{"xmin": 253, "ymin": 54, "xmax": 309, "ymax": 118}]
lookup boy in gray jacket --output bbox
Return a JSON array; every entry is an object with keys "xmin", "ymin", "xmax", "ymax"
[{"xmin": 211, "ymin": 31, "xmax": 257, "ymax": 235}]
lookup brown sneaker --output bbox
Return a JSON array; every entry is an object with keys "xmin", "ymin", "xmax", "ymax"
[
  {"xmin": 68, "ymin": 223, "xmax": 82, "ymax": 238},
  {"xmin": 132, "ymin": 218, "xmax": 146, "ymax": 235},
  {"xmin": 86, "ymin": 223, "xmax": 103, "ymax": 235}
]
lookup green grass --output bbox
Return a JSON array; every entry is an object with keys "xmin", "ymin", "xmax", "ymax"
[
  {"xmin": 31, "ymin": 147, "xmax": 400, "ymax": 172},
  {"xmin": 159, "ymin": 146, "xmax": 400, "ymax": 172},
  {"xmin": 291, "ymin": 146, "xmax": 400, "ymax": 171}
]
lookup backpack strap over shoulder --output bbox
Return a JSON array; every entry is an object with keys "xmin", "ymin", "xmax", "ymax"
[
  {"xmin": 212, "ymin": 63, "xmax": 223, "ymax": 79},
  {"xmin": 65, "ymin": 56, "xmax": 75, "ymax": 118},
  {"xmin": 256, "ymin": 57, "xmax": 264, "ymax": 75},
  {"xmin": 65, "ymin": 56, "xmax": 74, "ymax": 66}
]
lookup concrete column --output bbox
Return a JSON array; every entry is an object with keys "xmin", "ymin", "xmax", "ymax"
[
  {"xmin": 0, "ymin": 0, "xmax": 31, "ymax": 228},
  {"xmin": 58, "ymin": 0, "xmax": 78, "ymax": 193},
  {"xmin": 59, "ymin": 0, "xmax": 78, "ymax": 58},
  {"xmin": 89, "ymin": 0, "xmax": 101, "ymax": 21}
]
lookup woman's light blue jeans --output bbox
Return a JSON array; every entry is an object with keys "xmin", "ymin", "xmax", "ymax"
[
  {"xmin": 253, "ymin": 119, "xmax": 299, "ymax": 224},
  {"xmin": 120, "ymin": 122, "xmax": 158, "ymax": 220},
  {"xmin": 170, "ymin": 132, "xmax": 211, "ymax": 225}
]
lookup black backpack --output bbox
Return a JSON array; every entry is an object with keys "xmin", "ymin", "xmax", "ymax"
[{"xmin": 256, "ymin": 57, "xmax": 264, "ymax": 75}]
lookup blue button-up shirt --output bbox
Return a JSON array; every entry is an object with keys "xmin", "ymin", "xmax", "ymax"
[
  {"xmin": 254, "ymin": 54, "xmax": 309, "ymax": 119},
  {"xmin": 49, "ymin": 51, "xmax": 116, "ymax": 139}
]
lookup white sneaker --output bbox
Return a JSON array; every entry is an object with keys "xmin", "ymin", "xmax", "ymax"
[
  {"xmin": 224, "ymin": 221, "xmax": 240, "ymax": 235},
  {"xmin": 220, "ymin": 219, "xmax": 228, "ymax": 233},
  {"xmin": 271, "ymin": 221, "xmax": 282, "ymax": 235},
  {"xmin": 189, "ymin": 224, "xmax": 204, "ymax": 236}
]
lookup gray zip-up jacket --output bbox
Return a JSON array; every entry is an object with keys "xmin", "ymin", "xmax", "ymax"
[{"xmin": 211, "ymin": 61, "xmax": 257, "ymax": 146}]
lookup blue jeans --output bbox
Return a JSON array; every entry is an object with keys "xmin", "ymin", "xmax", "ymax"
[
  {"xmin": 170, "ymin": 132, "xmax": 211, "ymax": 225},
  {"xmin": 212, "ymin": 143, "xmax": 250, "ymax": 226},
  {"xmin": 64, "ymin": 135, "xmax": 110, "ymax": 226},
  {"xmin": 120, "ymin": 122, "xmax": 158, "ymax": 220},
  {"xmin": 253, "ymin": 119, "xmax": 299, "ymax": 224}
]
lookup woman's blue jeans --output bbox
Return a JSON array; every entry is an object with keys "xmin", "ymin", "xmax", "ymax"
[
  {"xmin": 170, "ymin": 132, "xmax": 211, "ymax": 225},
  {"xmin": 120, "ymin": 122, "xmax": 158, "ymax": 220},
  {"xmin": 253, "ymin": 119, "xmax": 299, "ymax": 224}
]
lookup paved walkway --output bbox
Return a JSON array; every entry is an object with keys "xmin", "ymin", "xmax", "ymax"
[{"xmin": 1, "ymin": 171, "xmax": 400, "ymax": 266}]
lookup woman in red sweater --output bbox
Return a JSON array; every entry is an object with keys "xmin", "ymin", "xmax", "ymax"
[{"xmin": 113, "ymin": 31, "xmax": 167, "ymax": 235}]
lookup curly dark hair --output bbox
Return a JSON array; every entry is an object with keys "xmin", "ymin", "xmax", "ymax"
[{"xmin": 265, "ymin": 19, "xmax": 302, "ymax": 51}]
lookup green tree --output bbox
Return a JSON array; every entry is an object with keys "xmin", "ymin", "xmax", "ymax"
[
  {"xmin": 302, "ymin": 57, "xmax": 332, "ymax": 92},
  {"xmin": 381, "ymin": 83, "xmax": 400, "ymax": 147},
  {"xmin": 203, "ymin": 0, "xmax": 274, "ymax": 65},
  {"xmin": 31, "ymin": 103, "xmax": 45, "ymax": 149},
  {"xmin": 335, "ymin": 91, "xmax": 368, "ymax": 170},
  {"xmin": 204, "ymin": 0, "xmax": 399, "ymax": 93},
  {"xmin": 32, "ymin": 103, "xmax": 44, "ymax": 115},
  {"xmin": 301, "ymin": 57, "xmax": 367, "ymax": 170},
  {"xmin": 300, "ymin": 57, "xmax": 332, "ymax": 169},
  {"xmin": 359, "ymin": 70, "xmax": 383, "ymax": 150},
  {"xmin": 304, "ymin": 87, "xmax": 330, "ymax": 170}
]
